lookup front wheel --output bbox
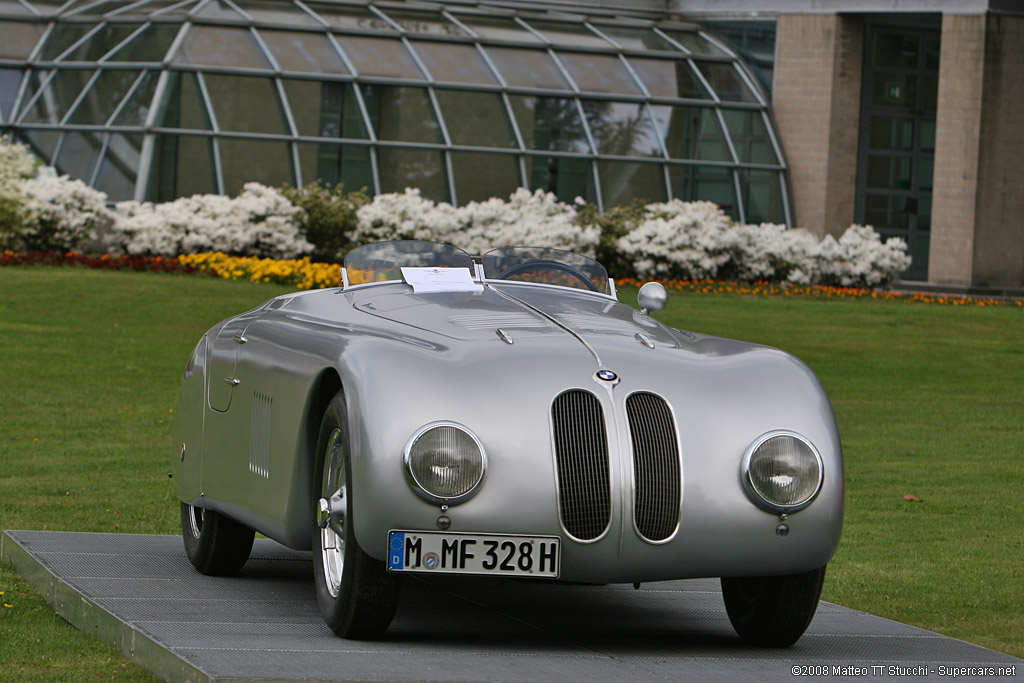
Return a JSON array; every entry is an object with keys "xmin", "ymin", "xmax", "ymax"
[
  {"xmin": 313, "ymin": 391, "xmax": 400, "ymax": 639},
  {"xmin": 721, "ymin": 566, "xmax": 826, "ymax": 647},
  {"xmin": 181, "ymin": 502, "xmax": 255, "ymax": 576}
]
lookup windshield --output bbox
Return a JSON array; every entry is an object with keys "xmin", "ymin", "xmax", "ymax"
[
  {"xmin": 483, "ymin": 246, "xmax": 610, "ymax": 295},
  {"xmin": 344, "ymin": 241, "xmax": 474, "ymax": 285}
]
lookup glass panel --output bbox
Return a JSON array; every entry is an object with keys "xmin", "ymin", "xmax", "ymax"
[
  {"xmin": 0, "ymin": 21, "xmax": 44, "ymax": 59},
  {"xmin": 484, "ymin": 246, "xmax": 610, "ymax": 294},
  {"xmin": 111, "ymin": 70, "xmax": 158, "ymax": 126},
  {"xmin": 508, "ymin": 95, "xmax": 589, "ymax": 153},
  {"xmin": 720, "ymin": 109, "xmax": 776, "ymax": 164},
  {"xmin": 660, "ymin": 30, "xmax": 728, "ymax": 57},
  {"xmin": 54, "ymin": 130, "xmax": 104, "ymax": 181},
  {"xmin": 918, "ymin": 157, "xmax": 933, "ymax": 192},
  {"xmin": 378, "ymin": 9, "xmax": 469, "ymax": 37},
  {"xmin": 597, "ymin": 160, "xmax": 666, "ymax": 206},
  {"xmin": 105, "ymin": 23, "xmax": 178, "ymax": 62},
  {"xmin": 67, "ymin": 69, "xmax": 142, "ymax": 125},
  {"xmin": 283, "ymin": 80, "xmax": 367, "ymax": 139},
  {"xmin": 18, "ymin": 129, "xmax": 61, "ymax": 163},
  {"xmin": 94, "ymin": 133, "xmax": 142, "ymax": 201},
  {"xmin": 361, "ymin": 85, "xmax": 441, "ymax": 144},
  {"xmin": 153, "ymin": 71, "xmax": 212, "ymax": 131},
  {"xmin": 594, "ymin": 25, "xmax": 678, "ymax": 52},
  {"xmin": 39, "ymin": 24, "xmax": 91, "ymax": 61},
  {"xmin": 204, "ymin": 74, "xmax": 287, "ymax": 134},
  {"xmin": 337, "ymin": 35, "xmax": 424, "ymax": 79},
  {"xmin": 866, "ymin": 154, "xmax": 911, "ymax": 190},
  {"xmin": 21, "ymin": 0, "xmax": 67, "ymax": 17},
  {"xmin": 233, "ymin": 0, "xmax": 322, "ymax": 27},
  {"xmin": 698, "ymin": 20, "xmax": 777, "ymax": 97},
  {"xmin": 871, "ymin": 73, "xmax": 916, "ymax": 109},
  {"xmin": 297, "ymin": 141, "xmax": 373, "ymax": 192},
  {"xmin": 917, "ymin": 195, "xmax": 931, "ymax": 231},
  {"xmin": 920, "ymin": 120, "xmax": 935, "ymax": 152},
  {"xmin": 0, "ymin": 68, "xmax": 23, "ymax": 122},
  {"xmin": 453, "ymin": 14, "xmax": 542, "ymax": 43},
  {"xmin": 22, "ymin": 69, "xmax": 93, "ymax": 124},
  {"xmin": 737, "ymin": 169, "xmax": 784, "ymax": 224},
  {"xmin": 670, "ymin": 165, "xmax": 737, "ymax": 219},
  {"xmin": 219, "ymin": 138, "xmax": 293, "ymax": 196},
  {"xmin": 924, "ymin": 36, "xmax": 940, "ymax": 71},
  {"xmin": 921, "ymin": 72, "xmax": 938, "ymax": 110},
  {"xmin": 345, "ymin": 241, "xmax": 473, "ymax": 282},
  {"xmin": 525, "ymin": 155, "xmax": 593, "ymax": 205},
  {"xmin": 0, "ymin": 1, "xmax": 32, "ymax": 15},
  {"xmin": 173, "ymin": 25, "xmax": 271, "ymax": 69},
  {"xmin": 864, "ymin": 193, "xmax": 910, "ymax": 230},
  {"xmin": 874, "ymin": 33, "xmax": 918, "ymax": 69},
  {"xmin": 582, "ymin": 101, "xmax": 662, "ymax": 157},
  {"xmin": 377, "ymin": 147, "xmax": 447, "ymax": 201},
  {"xmin": 695, "ymin": 61, "xmax": 757, "ymax": 102},
  {"xmin": 259, "ymin": 29, "xmax": 348, "ymax": 74},
  {"xmin": 450, "ymin": 151, "xmax": 518, "ymax": 203},
  {"xmin": 303, "ymin": 3, "xmax": 383, "ymax": 32},
  {"xmin": 63, "ymin": 23, "xmax": 140, "ymax": 61},
  {"xmin": 149, "ymin": 0, "xmax": 203, "ymax": 20},
  {"xmin": 412, "ymin": 41, "xmax": 497, "ymax": 85},
  {"xmin": 868, "ymin": 116, "xmax": 913, "ymax": 151},
  {"xmin": 556, "ymin": 53, "xmax": 642, "ymax": 96},
  {"xmin": 485, "ymin": 47, "xmax": 570, "ymax": 90},
  {"xmin": 626, "ymin": 57, "xmax": 709, "ymax": 100},
  {"xmin": 522, "ymin": 20, "xmax": 611, "ymax": 48},
  {"xmin": 193, "ymin": 0, "xmax": 247, "ymax": 22},
  {"xmin": 433, "ymin": 90, "xmax": 515, "ymax": 148}
]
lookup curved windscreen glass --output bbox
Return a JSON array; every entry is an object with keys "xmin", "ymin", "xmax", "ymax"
[
  {"xmin": 344, "ymin": 240, "xmax": 474, "ymax": 285},
  {"xmin": 483, "ymin": 247, "xmax": 610, "ymax": 295}
]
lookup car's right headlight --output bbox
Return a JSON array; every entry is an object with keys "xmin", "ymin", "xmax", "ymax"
[
  {"xmin": 404, "ymin": 422, "xmax": 486, "ymax": 505},
  {"xmin": 742, "ymin": 431, "xmax": 823, "ymax": 513}
]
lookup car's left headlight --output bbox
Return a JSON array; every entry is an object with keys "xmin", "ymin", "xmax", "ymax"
[
  {"xmin": 742, "ymin": 431, "xmax": 823, "ymax": 513},
  {"xmin": 404, "ymin": 422, "xmax": 486, "ymax": 505}
]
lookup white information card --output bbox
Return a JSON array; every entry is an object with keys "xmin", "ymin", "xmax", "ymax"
[{"xmin": 400, "ymin": 267, "xmax": 483, "ymax": 293}]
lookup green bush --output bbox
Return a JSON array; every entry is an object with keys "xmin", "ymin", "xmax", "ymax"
[
  {"xmin": 575, "ymin": 199, "xmax": 648, "ymax": 279},
  {"xmin": 279, "ymin": 181, "xmax": 370, "ymax": 263}
]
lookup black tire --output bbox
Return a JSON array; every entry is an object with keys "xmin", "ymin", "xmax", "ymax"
[
  {"xmin": 181, "ymin": 501, "xmax": 255, "ymax": 576},
  {"xmin": 721, "ymin": 565, "xmax": 826, "ymax": 647},
  {"xmin": 313, "ymin": 391, "xmax": 400, "ymax": 639}
]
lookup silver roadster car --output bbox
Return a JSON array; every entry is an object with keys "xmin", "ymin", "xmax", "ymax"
[{"xmin": 172, "ymin": 240, "xmax": 843, "ymax": 646}]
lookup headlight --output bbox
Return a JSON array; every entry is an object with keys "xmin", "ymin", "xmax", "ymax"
[
  {"xmin": 404, "ymin": 422, "xmax": 486, "ymax": 504},
  {"xmin": 742, "ymin": 431, "xmax": 823, "ymax": 513}
]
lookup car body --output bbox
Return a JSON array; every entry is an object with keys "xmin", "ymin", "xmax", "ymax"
[{"xmin": 172, "ymin": 240, "xmax": 843, "ymax": 645}]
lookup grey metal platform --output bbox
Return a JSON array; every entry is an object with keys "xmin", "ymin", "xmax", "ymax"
[{"xmin": 3, "ymin": 530, "xmax": 1020, "ymax": 683}]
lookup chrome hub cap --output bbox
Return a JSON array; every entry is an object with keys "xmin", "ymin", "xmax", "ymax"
[{"xmin": 319, "ymin": 428, "xmax": 346, "ymax": 598}]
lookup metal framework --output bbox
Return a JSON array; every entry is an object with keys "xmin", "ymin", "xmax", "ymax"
[{"xmin": 0, "ymin": 0, "xmax": 791, "ymax": 224}]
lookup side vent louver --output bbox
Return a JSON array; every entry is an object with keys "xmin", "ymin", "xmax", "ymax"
[
  {"xmin": 250, "ymin": 392, "xmax": 272, "ymax": 478},
  {"xmin": 626, "ymin": 392, "xmax": 681, "ymax": 542},
  {"xmin": 551, "ymin": 390, "xmax": 611, "ymax": 541}
]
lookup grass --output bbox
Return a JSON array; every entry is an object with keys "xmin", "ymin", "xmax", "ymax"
[{"xmin": 0, "ymin": 267, "xmax": 1021, "ymax": 680}]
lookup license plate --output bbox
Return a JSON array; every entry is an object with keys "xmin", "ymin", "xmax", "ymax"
[{"xmin": 387, "ymin": 531, "xmax": 560, "ymax": 578}]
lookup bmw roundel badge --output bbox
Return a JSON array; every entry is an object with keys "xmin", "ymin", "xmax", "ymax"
[{"xmin": 596, "ymin": 369, "xmax": 618, "ymax": 382}]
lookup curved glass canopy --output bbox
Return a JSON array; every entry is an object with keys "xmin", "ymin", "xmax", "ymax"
[{"xmin": 0, "ymin": 0, "xmax": 790, "ymax": 224}]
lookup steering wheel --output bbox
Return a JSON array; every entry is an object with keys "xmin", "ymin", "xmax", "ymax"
[{"xmin": 495, "ymin": 259, "xmax": 600, "ymax": 292}]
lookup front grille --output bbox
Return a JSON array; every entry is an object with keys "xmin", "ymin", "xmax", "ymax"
[
  {"xmin": 551, "ymin": 390, "xmax": 611, "ymax": 540},
  {"xmin": 626, "ymin": 392, "xmax": 681, "ymax": 541}
]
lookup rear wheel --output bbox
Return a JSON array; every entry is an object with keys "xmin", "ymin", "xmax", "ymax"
[
  {"xmin": 181, "ymin": 502, "xmax": 255, "ymax": 576},
  {"xmin": 313, "ymin": 391, "xmax": 400, "ymax": 639},
  {"xmin": 721, "ymin": 566, "xmax": 826, "ymax": 647}
]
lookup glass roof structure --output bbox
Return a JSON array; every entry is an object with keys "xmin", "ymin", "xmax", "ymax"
[{"xmin": 0, "ymin": 0, "xmax": 790, "ymax": 224}]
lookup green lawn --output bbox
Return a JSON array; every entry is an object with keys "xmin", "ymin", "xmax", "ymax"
[{"xmin": 0, "ymin": 267, "xmax": 1021, "ymax": 681}]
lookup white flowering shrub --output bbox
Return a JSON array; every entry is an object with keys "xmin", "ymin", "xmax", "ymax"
[
  {"xmin": 352, "ymin": 188, "xmax": 600, "ymax": 255},
  {"xmin": 17, "ymin": 170, "xmax": 115, "ymax": 252},
  {"xmin": 109, "ymin": 183, "xmax": 312, "ymax": 258},
  {"xmin": 1, "ymin": 136, "xmax": 40, "ymax": 249},
  {"xmin": 617, "ymin": 200, "xmax": 911, "ymax": 287}
]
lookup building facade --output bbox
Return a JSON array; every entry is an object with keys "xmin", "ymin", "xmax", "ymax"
[{"xmin": 1, "ymin": 0, "xmax": 1021, "ymax": 288}]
